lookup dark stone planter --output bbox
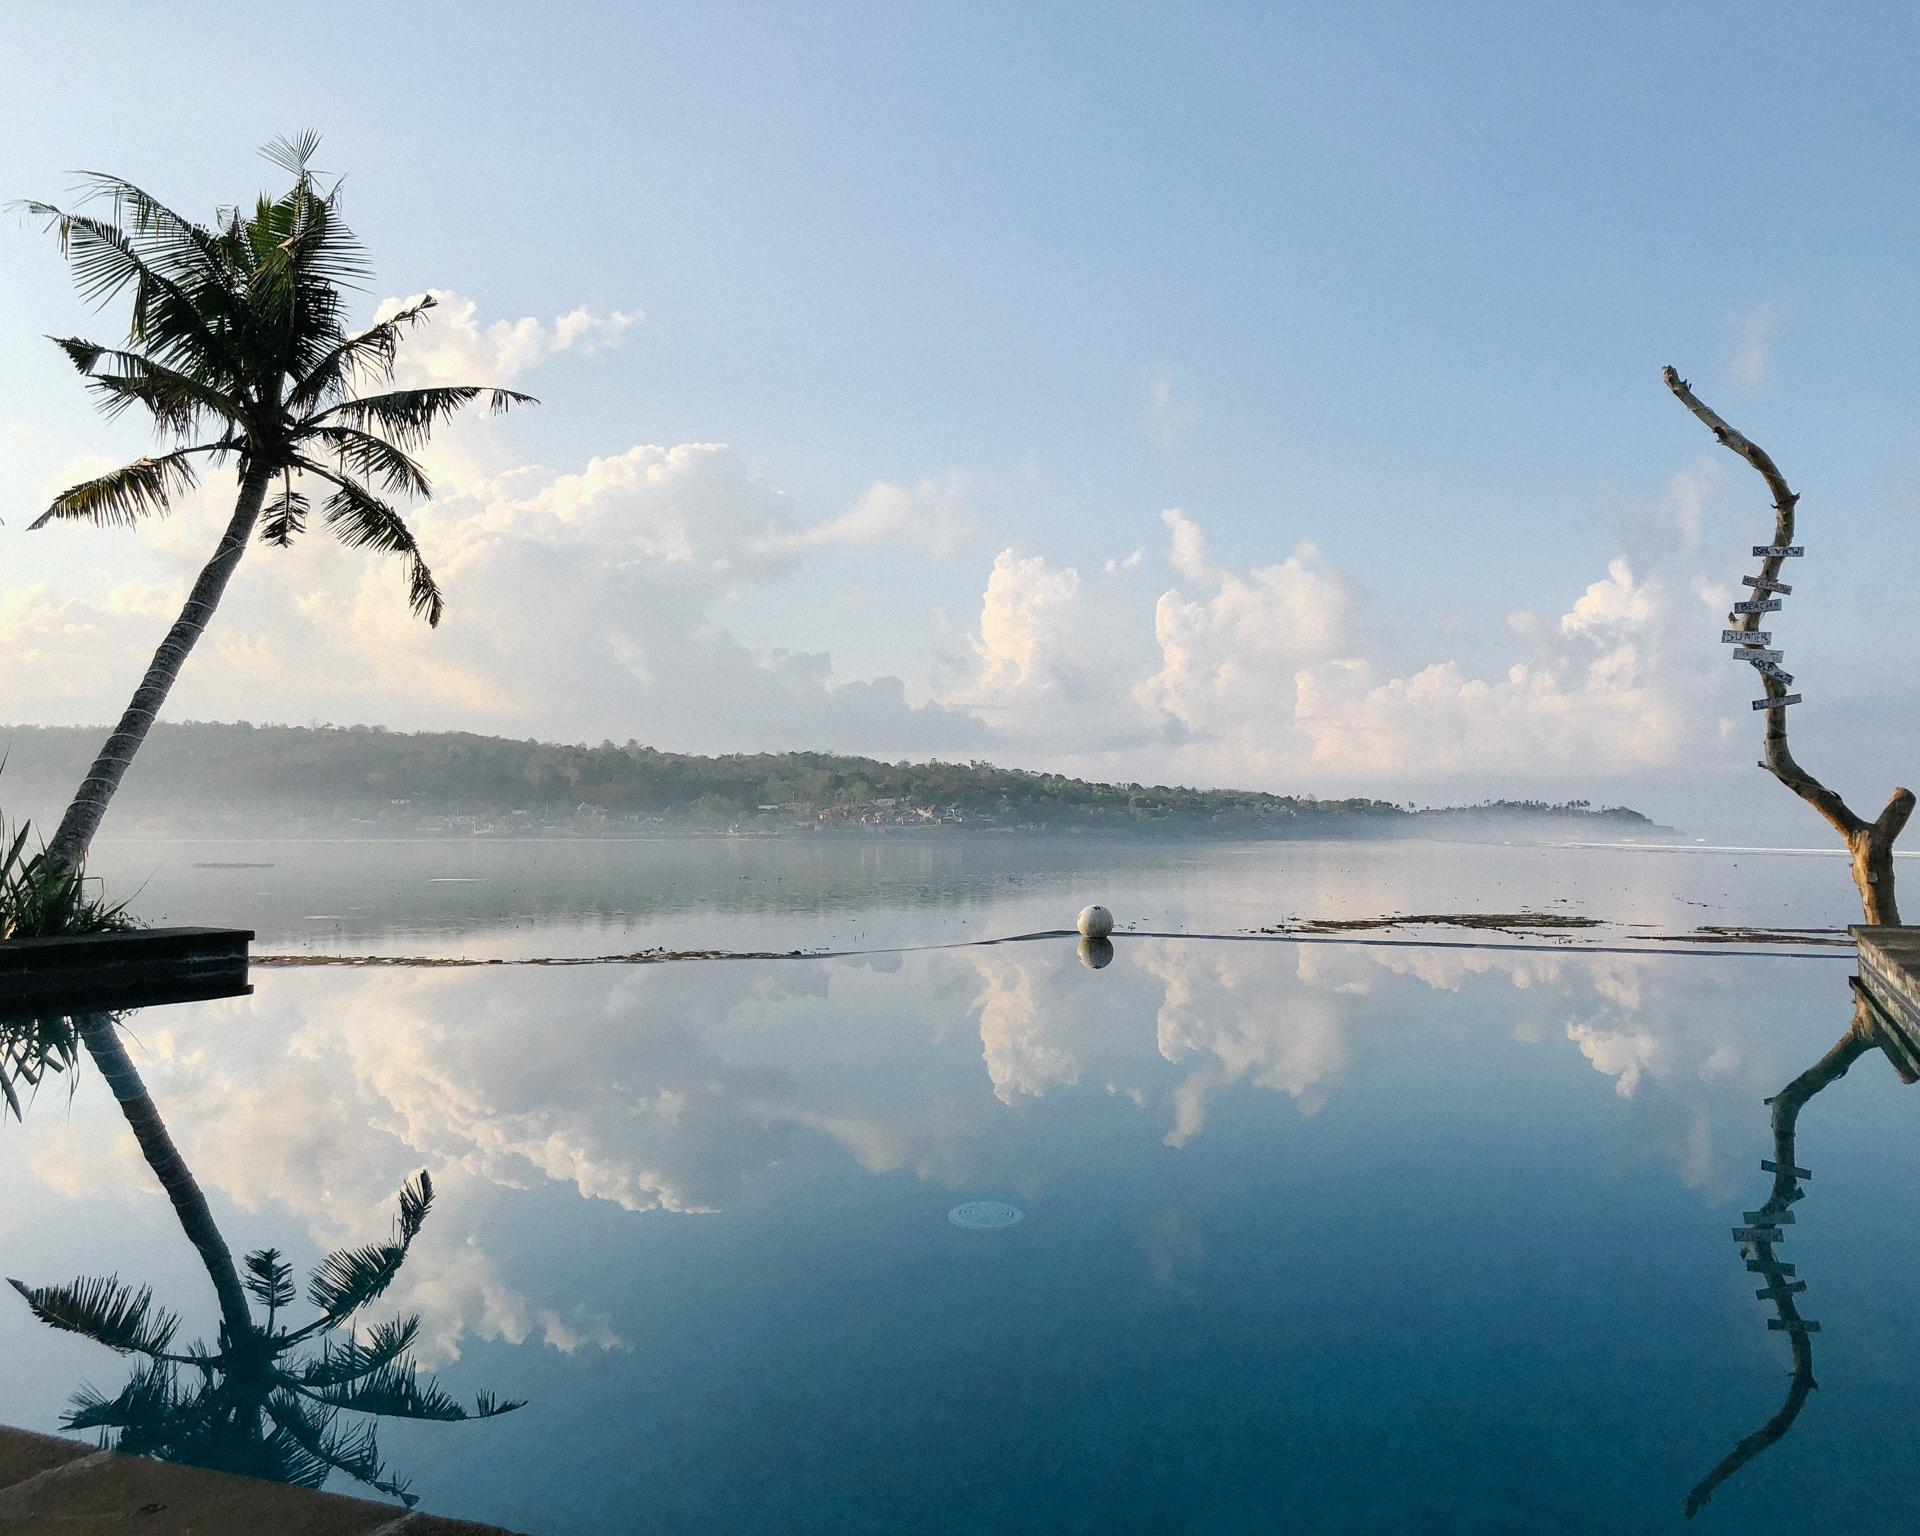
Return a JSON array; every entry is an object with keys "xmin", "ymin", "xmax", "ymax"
[{"xmin": 0, "ymin": 927, "xmax": 253, "ymax": 1017}]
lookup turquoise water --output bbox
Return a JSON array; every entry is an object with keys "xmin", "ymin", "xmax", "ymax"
[{"xmin": 3, "ymin": 838, "xmax": 1913, "ymax": 1531}]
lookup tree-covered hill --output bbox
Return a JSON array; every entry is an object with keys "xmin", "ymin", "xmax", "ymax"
[{"xmin": 0, "ymin": 722, "xmax": 1656, "ymax": 837}]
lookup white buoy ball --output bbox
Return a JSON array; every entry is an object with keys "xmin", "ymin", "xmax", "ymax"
[{"xmin": 1077, "ymin": 904, "xmax": 1114, "ymax": 939}]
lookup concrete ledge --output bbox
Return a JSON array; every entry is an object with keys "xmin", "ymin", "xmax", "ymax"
[
  {"xmin": 0, "ymin": 927, "xmax": 253, "ymax": 1014},
  {"xmin": 0, "ymin": 1425, "xmax": 533, "ymax": 1534},
  {"xmin": 1851, "ymin": 925, "xmax": 1920, "ymax": 1080}
]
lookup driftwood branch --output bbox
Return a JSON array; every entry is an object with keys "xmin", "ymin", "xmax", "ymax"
[
  {"xmin": 1683, "ymin": 1003, "xmax": 1875, "ymax": 1517},
  {"xmin": 1663, "ymin": 368, "xmax": 1912, "ymax": 925}
]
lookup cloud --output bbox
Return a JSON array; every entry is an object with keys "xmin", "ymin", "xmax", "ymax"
[
  {"xmin": 373, "ymin": 290, "xmax": 640, "ymax": 386},
  {"xmin": 1, "ymin": 284, "xmax": 1766, "ymax": 805},
  {"xmin": 1726, "ymin": 298, "xmax": 1782, "ymax": 391},
  {"xmin": 1140, "ymin": 373, "xmax": 1202, "ymax": 450},
  {"xmin": 934, "ymin": 461, "xmax": 1739, "ymax": 795},
  {"xmin": 3, "ymin": 436, "xmax": 986, "ymax": 757}
]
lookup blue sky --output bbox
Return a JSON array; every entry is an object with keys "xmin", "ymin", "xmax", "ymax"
[{"xmin": 4, "ymin": 2, "xmax": 1919, "ymax": 834}]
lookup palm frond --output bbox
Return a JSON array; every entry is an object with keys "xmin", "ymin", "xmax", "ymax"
[
  {"xmin": 304, "ymin": 1243, "xmax": 409, "ymax": 1329},
  {"xmin": 265, "ymin": 1390, "xmax": 414, "ymax": 1504},
  {"xmin": 243, "ymin": 1249, "xmax": 296, "ymax": 1321},
  {"xmin": 31, "ymin": 450, "xmax": 204, "ymax": 529},
  {"xmin": 296, "ymin": 470, "xmax": 443, "ymax": 626},
  {"xmin": 258, "ymin": 476, "xmax": 309, "ymax": 548},
  {"xmin": 64, "ymin": 1362, "xmax": 185, "ymax": 1436},
  {"xmin": 472, "ymin": 1390, "xmax": 527, "ymax": 1419},
  {"xmin": 309, "ymin": 1359, "xmax": 469, "ymax": 1421},
  {"xmin": 14, "ymin": 199, "xmax": 245, "ymax": 379},
  {"xmin": 396, "ymin": 1170, "xmax": 432, "ymax": 1241},
  {"xmin": 321, "ymin": 386, "xmax": 536, "ymax": 449},
  {"xmin": 70, "ymin": 174, "xmax": 234, "ymax": 292},
  {"xmin": 285, "ymin": 296, "xmax": 436, "ymax": 415},
  {"xmin": 10, "ymin": 1275, "xmax": 180, "ymax": 1357},
  {"xmin": 300, "ymin": 1170, "xmax": 434, "ymax": 1328},
  {"xmin": 305, "ymin": 426, "xmax": 430, "ymax": 498},
  {"xmin": 297, "ymin": 1316, "xmax": 421, "ymax": 1387},
  {"xmin": 50, "ymin": 339, "xmax": 244, "ymax": 435},
  {"xmin": 261, "ymin": 132, "xmax": 324, "ymax": 177}
]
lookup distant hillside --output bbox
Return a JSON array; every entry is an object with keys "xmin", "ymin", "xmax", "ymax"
[{"xmin": 0, "ymin": 722, "xmax": 1657, "ymax": 838}]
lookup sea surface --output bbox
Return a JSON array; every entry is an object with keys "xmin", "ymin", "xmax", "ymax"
[{"xmin": 4, "ymin": 835, "xmax": 1916, "ymax": 1533}]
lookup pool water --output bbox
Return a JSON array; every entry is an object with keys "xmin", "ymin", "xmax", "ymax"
[{"xmin": 2, "ymin": 838, "xmax": 1914, "ymax": 1532}]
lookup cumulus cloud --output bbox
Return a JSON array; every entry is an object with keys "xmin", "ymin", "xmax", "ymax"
[
  {"xmin": 4, "ymin": 425, "xmax": 985, "ymax": 757},
  {"xmin": 2, "ymin": 284, "xmax": 1763, "ymax": 806},
  {"xmin": 934, "ymin": 457, "xmax": 1743, "ymax": 798},
  {"xmin": 373, "ymin": 290, "xmax": 641, "ymax": 387}
]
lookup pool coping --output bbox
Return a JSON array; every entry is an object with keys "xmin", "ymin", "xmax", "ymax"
[{"xmin": 0, "ymin": 1423, "xmax": 532, "ymax": 1534}]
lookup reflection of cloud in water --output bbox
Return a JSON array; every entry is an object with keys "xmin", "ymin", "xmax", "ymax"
[
  {"xmin": 32, "ymin": 964, "xmax": 824, "ymax": 1362},
  {"xmin": 1134, "ymin": 941, "xmax": 1352, "ymax": 1145},
  {"xmin": 15, "ymin": 940, "xmax": 1816, "ymax": 1359},
  {"xmin": 1566, "ymin": 1018, "xmax": 1661, "ymax": 1098},
  {"xmin": 971, "ymin": 959, "xmax": 1081, "ymax": 1104}
]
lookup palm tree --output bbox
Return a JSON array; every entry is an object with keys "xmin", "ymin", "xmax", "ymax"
[
  {"xmin": 16, "ymin": 133, "xmax": 533, "ymax": 874},
  {"xmin": 9, "ymin": 1011, "xmax": 521, "ymax": 1504}
]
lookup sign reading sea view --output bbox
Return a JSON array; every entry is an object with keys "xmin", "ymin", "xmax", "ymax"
[{"xmin": 4, "ymin": 10, "xmax": 1918, "ymax": 1534}]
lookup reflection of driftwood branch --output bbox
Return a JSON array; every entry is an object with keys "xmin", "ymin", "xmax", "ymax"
[
  {"xmin": 1683, "ymin": 1003, "xmax": 1875, "ymax": 1517},
  {"xmin": 1663, "ymin": 370, "xmax": 1914, "ymax": 924}
]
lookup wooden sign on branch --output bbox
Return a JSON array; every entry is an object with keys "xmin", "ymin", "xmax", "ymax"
[
  {"xmin": 1723, "ymin": 629, "xmax": 1771, "ymax": 644},
  {"xmin": 1753, "ymin": 545, "xmax": 1804, "ymax": 558},
  {"xmin": 1743, "ymin": 576, "xmax": 1793, "ymax": 594},
  {"xmin": 1752, "ymin": 695, "xmax": 1803, "ymax": 711},
  {"xmin": 1735, "ymin": 599, "xmax": 1783, "ymax": 614}
]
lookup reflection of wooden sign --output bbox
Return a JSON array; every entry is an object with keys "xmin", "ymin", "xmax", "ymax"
[
  {"xmin": 1746, "ymin": 1259, "xmax": 1796, "ymax": 1275},
  {"xmin": 1730, "ymin": 648, "xmax": 1783, "ymax": 662},
  {"xmin": 1752, "ymin": 695, "xmax": 1803, "ymax": 710},
  {"xmin": 1742, "ymin": 575, "xmax": 1793, "ymax": 594},
  {"xmin": 1753, "ymin": 545, "xmax": 1804, "ymax": 557},
  {"xmin": 1761, "ymin": 1159, "xmax": 1811, "ymax": 1178},
  {"xmin": 1724, "ymin": 629, "xmax": 1771, "ymax": 644},
  {"xmin": 1733, "ymin": 1226, "xmax": 1785, "ymax": 1241},
  {"xmin": 1735, "ymin": 599, "xmax": 1783, "ymax": 613},
  {"xmin": 1744, "ymin": 1209, "xmax": 1795, "ymax": 1224},
  {"xmin": 1767, "ymin": 1318, "xmax": 1820, "ymax": 1332},
  {"xmin": 1749, "ymin": 660, "xmax": 1794, "ymax": 683},
  {"xmin": 1756, "ymin": 1280, "xmax": 1807, "ymax": 1298}
]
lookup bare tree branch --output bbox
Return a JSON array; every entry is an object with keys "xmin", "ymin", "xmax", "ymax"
[{"xmin": 1662, "ymin": 368, "xmax": 1911, "ymax": 924}]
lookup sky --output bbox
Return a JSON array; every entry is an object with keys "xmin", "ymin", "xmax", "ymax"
[{"xmin": 4, "ymin": 2, "xmax": 1920, "ymax": 838}]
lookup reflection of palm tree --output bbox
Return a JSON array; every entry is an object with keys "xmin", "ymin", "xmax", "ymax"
[
  {"xmin": 6, "ymin": 1012, "xmax": 521, "ymax": 1506},
  {"xmin": 1683, "ymin": 995, "xmax": 1891, "ymax": 1517}
]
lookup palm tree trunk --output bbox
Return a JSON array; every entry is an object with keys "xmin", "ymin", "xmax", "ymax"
[
  {"xmin": 75, "ymin": 1014, "xmax": 254, "ymax": 1344},
  {"xmin": 44, "ymin": 462, "xmax": 273, "ymax": 873}
]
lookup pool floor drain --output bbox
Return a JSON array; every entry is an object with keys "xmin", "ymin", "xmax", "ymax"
[{"xmin": 949, "ymin": 1201, "xmax": 1024, "ymax": 1229}]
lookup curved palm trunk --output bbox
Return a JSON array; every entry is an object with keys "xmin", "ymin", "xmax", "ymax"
[
  {"xmin": 75, "ymin": 1014, "xmax": 253, "ymax": 1344},
  {"xmin": 45, "ymin": 462, "xmax": 273, "ymax": 873}
]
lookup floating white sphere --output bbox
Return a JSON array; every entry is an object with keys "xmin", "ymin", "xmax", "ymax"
[{"xmin": 1077, "ymin": 904, "xmax": 1114, "ymax": 939}]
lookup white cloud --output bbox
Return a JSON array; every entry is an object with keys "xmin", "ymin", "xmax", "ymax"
[
  {"xmin": 372, "ymin": 290, "xmax": 640, "ymax": 387},
  {"xmin": 1726, "ymin": 297, "xmax": 1782, "ymax": 391},
  {"xmin": 1140, "ymin": 373, "xmax": 1202, "ymax": 450}
]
